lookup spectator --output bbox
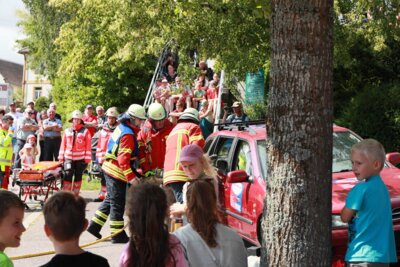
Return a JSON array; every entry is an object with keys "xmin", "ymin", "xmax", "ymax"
[
  {"xmin": 199, "ymin": 100, "xmax": 214, "ymax": 139},
  {"xmin": 169, "ymin": 100, "xmax": 186, "ymax": 125},
  {"xmin": 119, "ymin": 183, "xmax": 188, "ymax": 267},
  {"xmin": 40, "ymin": 192, "xmax": 109, "ymax": 267},
  {"xmin": 341, "ymin": 139, "xmax": 396, "ymax": 265},
  {"xmin": 198, "ymin": 60, "xmax": 214, "ymax": 81},
  {"xmin": 26, "ymin": 101, "xmax": 40, "ymax": 123},
  {"xmin": 0, "ymin": 115, "xmax": 14, "ymax": 189},
  {"xmin": 42, "ymin": 108, "xmax": 63, "ymax": 161},
  {"xmin": 87, "ymin": 104, "xmax": 146, "ymax": 244},
  {"xmin": 49, "ymin": 102, "xmax": 62, "ymax": 121},
  {"xmin": 174, "ymin": 179, "xmax": 248, "ymax": 267},
  {"xmin": 0, "ymin": 109, "xmax": 5, "ymax": 120},
  {"xmin": 38, "ymin": 110, "xmax": 48, "ymax": 161},
  {"xmin": 163, "ymin": 108, "xmax": 205, "ymax": 203},
  {"xmin": 222, "ymin": 101, "xmax": 249, "ymax": 124},
  {"xmin": 20, "ymin": 143, "xmax": 35, "ymax": 169},
  {"xmin": 0, "ymin": 190, "xmax": 25, "ymax": 267},
  {"xmin": 6, "ymin": 102, "xmax": 22, "ymax": 151},
  {"xmin": 169, "ymin": 144, "xmax": 218, "ymax": 219},
  {"xmin": 164, "ymin": 64, "xmax": 178, "ymax": 83},
  {"xmin": 192, "ymin": 81, "xmax": 206, "ymax": 110},
  {"xmin": 82, "ymin": 105, "xmax": 98, "ymax": 138},
  {"xmin": 96, "ymin": 106, "xmax": 106, "ymax": 130},
  {"xmin": 58, "ymin": 110, "xmax": 91, "ymax": 195},
  {"xmin": 14, "ymin": 108, "xmax": 39, "ymax": 169}
]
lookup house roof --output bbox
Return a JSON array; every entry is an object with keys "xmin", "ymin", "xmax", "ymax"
[{"xmin": 0, "ymin": 59, "xmax": 23, "ymax": 87}]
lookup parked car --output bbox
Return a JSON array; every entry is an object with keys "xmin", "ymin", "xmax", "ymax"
[{"xmin": 204, "ymin": 123, "xmax": 400, "ymax": 266}]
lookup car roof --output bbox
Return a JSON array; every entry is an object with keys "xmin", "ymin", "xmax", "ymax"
[{"xmin": 208, "ymin": 124, "xmax": 351, "ymax": 141}]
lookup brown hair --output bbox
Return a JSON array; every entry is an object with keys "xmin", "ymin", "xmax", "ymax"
[
  {"xmin": 0, "ymin": 191, "xmax": 24, "ymax": 223},
  {"xmin": 186, "ymin": 179, "xmax": 220, "ymax": 247},
  {"xmin": 43, "ymin": 191, "xmax": 86, "ymax": 241},
  {"xmin": 126, "ymin": 183, "xmax": 177, "ymax": 267}
]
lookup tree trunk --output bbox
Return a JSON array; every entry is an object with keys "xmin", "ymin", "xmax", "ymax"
[{"xmin": 261, "ymin": 1, "xmax": 334, "ymax": 266}]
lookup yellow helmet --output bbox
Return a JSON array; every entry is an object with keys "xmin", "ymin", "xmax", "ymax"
[
  {"xmin": 127, "ymin": 104, "xmax": 146, "ymax": 120},
  {"xmin": 106, "ymin": 107, "xmax": 119, "ymax": 118},
  {"xmin": 148, "ymin": 103, "xmax": 166, "ymax": 121}
]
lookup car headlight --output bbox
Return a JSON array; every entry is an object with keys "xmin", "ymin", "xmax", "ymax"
[{"xmin": 332, "ymin": 215, "xmax": 348, "ymax": 229}]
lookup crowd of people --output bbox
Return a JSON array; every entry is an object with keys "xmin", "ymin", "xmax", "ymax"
[{"xmin": 0, "ymin": 60, "xmax": 256, "ymax": 266}]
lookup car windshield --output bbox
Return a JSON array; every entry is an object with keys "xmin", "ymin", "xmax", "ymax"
[
  {"xmin": 332, "ymin": 131, "xmax": 361, "ymax": 173},
  {"xmin": 257, "ymin": 140, "xmax": 267, "ymax": 178}
]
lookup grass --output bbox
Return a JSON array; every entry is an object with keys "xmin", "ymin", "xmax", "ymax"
[{"xmin": 81, "ymin": 173, "xmax": 102, "ymax": 191}]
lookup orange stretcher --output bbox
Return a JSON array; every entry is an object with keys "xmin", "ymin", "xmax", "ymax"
[{"xmin": 12, "ymin": 161, "xmax": 63, "ymax": 207}]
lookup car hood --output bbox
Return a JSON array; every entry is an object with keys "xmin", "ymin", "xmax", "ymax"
[{"xmin": 332, "ymin": 168, "xmax": 400, "ymax": 214}]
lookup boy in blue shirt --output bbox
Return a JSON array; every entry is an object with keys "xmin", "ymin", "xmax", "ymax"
[{"xmin": 341, "ymin": 139, "xmax": 397, "ymax": 266}]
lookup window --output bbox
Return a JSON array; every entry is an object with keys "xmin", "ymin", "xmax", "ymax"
[
  {"xmin": 34, "ymin": 87, "xmax": 42, "ymax": 100},
  {"xmin": 233, "ymin": 140, "xmax": 252, "ymax": 176}
]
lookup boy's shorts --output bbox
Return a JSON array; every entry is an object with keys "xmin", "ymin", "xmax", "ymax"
[{"xmin": 347, "ymin": 262, "xmax": 389, "ymax": 267}]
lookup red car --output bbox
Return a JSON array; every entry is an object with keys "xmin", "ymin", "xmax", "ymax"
[{"xmin": 204, "ymin": 124, "xmax": 400, "ymax": 266}]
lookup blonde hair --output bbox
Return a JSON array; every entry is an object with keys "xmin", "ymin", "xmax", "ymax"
[
  {"xmin": 200, "ymin": 154, "xmax": 218, "ymax": 178},
  {"xmin": 352, "ymin": 139, "xmax": 386, "ymax": 170}
]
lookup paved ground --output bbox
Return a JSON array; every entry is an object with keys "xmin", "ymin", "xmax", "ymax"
[{"xmin": 5, "ymin": 188, "xmax": 125, "ymax": 267}]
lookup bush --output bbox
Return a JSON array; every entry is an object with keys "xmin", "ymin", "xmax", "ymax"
[{"xmin": 337, "ymin": 82, "xmax": 400, "ymax": 152}]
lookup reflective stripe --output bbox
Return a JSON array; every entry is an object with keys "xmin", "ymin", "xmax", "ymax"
[
  {"xmin": 119, "ymin": 148, "xmax": 132, "ymax": 153},
  {"xmin": 189, "ymin": 135, "xmax": 204, "ymax": 143},
  {"xmin": 110, "ymin": 220, "xmax": 124, "ymax": 226},
  {"xmin": 92, "ymin": 217, "xmax": 106, "ymax": 226},
  {"xmin": 173, "ymin": 129, "xmax": 189, "ymax": 135},
  {"xmin": 123, "ymin": 169, "xmax": 132, "ymax": 175},
  {"xmin": 102, "ymin": 161, "xmax": 127, "ymax": 182},
  {"xmin": 104, "ymin": 152, "xmax": 117, "ymax": 160},
  {"xmin": 95, "ymin": 210, "xmax": 108, "ymax": 220}
]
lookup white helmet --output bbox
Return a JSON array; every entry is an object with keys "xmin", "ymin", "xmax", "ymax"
[
  {"xmin": 178, "ymin": 108, "xmax": 199, "ymax": 123},
  {"xmin": 127, "ymin": 104, "xmax": 146, "ymax": 120},
  {"xmin": 69, "ymin": 110, "xmax": 83, "ymax": 122},
  {"xmin": 106, "ymin": 107, "xmax": 119, "ymax": 118},
  {"xmin": 148, "ymin": 103, "xmax": 167, "ymax": 121}
]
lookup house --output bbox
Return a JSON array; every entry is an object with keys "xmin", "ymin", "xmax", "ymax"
[{"xmin": 0, "ymin": 59, "xmax": 22, "ymax": 109}]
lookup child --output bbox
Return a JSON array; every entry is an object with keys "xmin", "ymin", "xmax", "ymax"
[
  {"xmin": 18, "ymin": 134, "xmax": 38, "ymax": 164},
  {"xmin": 40, "ymin": 191, "xmax": 109, "ymax": 267},
  {"xmin": 0, "ymin": 190, "xmax": 25, "ymax": 267},
  {"xmin": 169, "ymin": 144, "xmax": 218, "ymax": 218},
  {"xmin": 173, "ymin": 179, "xmax": 248, "ymax": 267},
  {"xmin": 20, "ymin": 143, "xmax": 35, "ymax": 169},
  {"xmin": 119, "ymin": 183, "xmax": 188, "ymax": 267},
  {"xmin": 341, "ymin": 139, "xmax": 397, "ymax": 265}
]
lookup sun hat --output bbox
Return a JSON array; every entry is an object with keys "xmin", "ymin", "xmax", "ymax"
[
  {"xmin": 179, "ymin": 144, "xmax": 204, "ymax": 163},
  {"xmin": 24, "ymin": 143, "xmax": 32, "ymax": 149}
]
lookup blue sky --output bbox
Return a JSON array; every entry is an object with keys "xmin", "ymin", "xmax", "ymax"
[{"xmin": 0, "ymin": 0, "xmax": 26, "ymax": 64}]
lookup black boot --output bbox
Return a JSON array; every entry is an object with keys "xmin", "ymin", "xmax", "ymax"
[
  {"xmin": 87, "ymin": 223, "xmax": 102, "ymax": 239},
  {"xmin": 111, "ymin": 230, "xmax": 129, "ymax": 244}
]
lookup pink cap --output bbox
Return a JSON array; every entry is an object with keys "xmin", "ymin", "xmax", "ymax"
[
  {"xmin": 179, "ymin": 144, "xmax": 204, "ymax": 163},
  {"xmin": 24, "ymin": 143, "xmax": 32, "ymax": 149}
]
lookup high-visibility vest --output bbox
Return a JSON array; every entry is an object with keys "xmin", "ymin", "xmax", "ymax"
[
  {"xmin": 58, "ymin": 126, "xmax": 91, "ymax": 162},
  {"xmin": 0, "ymin": 128, "xmax": 13, "ymax": 172}
]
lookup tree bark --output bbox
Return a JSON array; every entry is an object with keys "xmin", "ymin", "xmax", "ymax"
[{"xmin": 261, "ymin": 0, "xmax": 334, "ymax": 266}]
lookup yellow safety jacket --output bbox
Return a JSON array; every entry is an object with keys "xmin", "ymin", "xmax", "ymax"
[{"xmin": 0, "ymin": 128, "xmax": 13, "ymax": 172}]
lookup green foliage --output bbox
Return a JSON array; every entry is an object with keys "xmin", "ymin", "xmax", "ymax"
[
  {"xmin": 34, "ymin": 96, "xmax": 51, "ymax": 112},
  {"xmin": 337, "ymin": 83, "xmax": 400, "ymax": 152},
  {"xmin": 244, "ymin": 101, "xmax": 267, "ymax": 120}
]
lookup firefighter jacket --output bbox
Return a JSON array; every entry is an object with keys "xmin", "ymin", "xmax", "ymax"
[
  {"xmin": 163, "ymin": 122, "xmax": 205, "ymax": 185},
  {"xmin": 58, "ymin": 124, "xmax": 91, "ymax": 162},
  {"xmin": 102, "ymin": 121, "xmax": 139, "ymax": 183},
  {"xmin": 0, "ymin": 127, "xmax": 13, "ymax": 172},
  {"xmin": 96, "ymin": 123, "xmax": 117, "ymax": 164},
  {"xmin": 138, "ymin": 119, "xmax": 173, "ymax": 173}
]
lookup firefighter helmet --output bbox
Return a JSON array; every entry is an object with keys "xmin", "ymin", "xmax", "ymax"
[
  {"xmin": 178, "ymin": 108, "xmax": 199, "ymax": 123},
  {"xmin": 127, "ymin": 104, "xmax": 146, "ymax": 120},
  {"xmin": 148, "ymin": 103, "xmax": 167, "ymax": 121},
  {"xmin": 106, "ymin": 107, "xmax": 119, "ymax": 118}
]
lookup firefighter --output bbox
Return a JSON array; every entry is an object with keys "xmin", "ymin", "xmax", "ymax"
[
  {"xmin": 138, "ymin": 103, "xmax": 173, "ymax": 183},
  {"xmin": 163, "ymin": 108, "xmax": 205, "ymax": 203},
  {"xmin": 87, "ymin": 104, "xmax": 146, "ymax": 243},
  {"xmin": 58, "ymin": 110, "xmax": 92, "ymax": 195},
  {"xmin": 94, "ymin": 107, "xmax": 119, "ymax": 201}
]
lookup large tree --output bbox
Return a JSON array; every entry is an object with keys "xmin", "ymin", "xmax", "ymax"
[{"xmin": 262, "ymin": 0, "xmax": 334, "ymax": 265}]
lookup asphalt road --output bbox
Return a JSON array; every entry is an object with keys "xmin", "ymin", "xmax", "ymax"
[{"xmin": 5, "ymin": 188, "xmax": 125, "ymax": 267}]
